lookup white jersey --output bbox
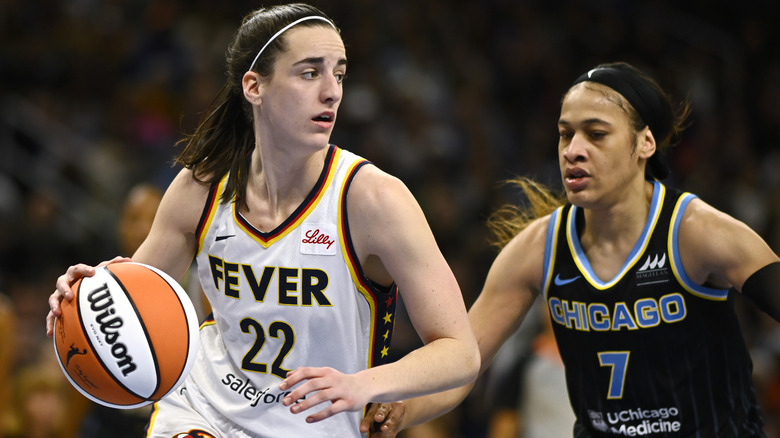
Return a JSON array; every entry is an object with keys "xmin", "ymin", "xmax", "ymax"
[{"xmin": 186, "ymin": 146, "xmax": 397, "ymax": 437}]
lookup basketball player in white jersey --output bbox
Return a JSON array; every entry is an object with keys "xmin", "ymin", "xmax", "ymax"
[
  {"xmin": 363, "ymin": 62, "xmax": 780, "ymax": 437},
  {"xmin": 46, "ymin": 4, "xmax": 479, "ymax": 437}
]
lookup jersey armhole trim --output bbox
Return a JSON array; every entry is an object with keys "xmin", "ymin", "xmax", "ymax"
[
  {"xmin": 195, "ymin": 176, "xmax": 228, "ymax": 256},
  {"xmin": 669, "ymin": 193, "xmax": 729, "ymax": 300},
  {"xmin": 542, "ymin": 207, "xmax": 563, "ymax": 300},
  {"xmin": 337, "ymin": 159, "xmax": 398, "ymax": 368}
]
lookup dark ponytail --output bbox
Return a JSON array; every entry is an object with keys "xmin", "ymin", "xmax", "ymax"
[{"xmin": 174, "ymin": 4, "xmax": 337, "ymax": 207}]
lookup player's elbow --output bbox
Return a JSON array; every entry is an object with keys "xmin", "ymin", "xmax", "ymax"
[{"xmin": 457, "ymin": 339, "xmax": 481, "ymax": 388}]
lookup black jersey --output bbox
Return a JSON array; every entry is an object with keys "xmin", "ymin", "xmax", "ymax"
[{"xmin": 542, "ymin": 181, "xmax": 765, "ymax": 437}]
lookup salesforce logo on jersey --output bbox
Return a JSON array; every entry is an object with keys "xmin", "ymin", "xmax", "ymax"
[{"xmin": 588, "ymin": 406, "xmax": 681, "ymax": 436}]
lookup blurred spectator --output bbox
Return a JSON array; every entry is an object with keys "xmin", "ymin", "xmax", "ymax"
[
  {"xmin": 117, "ymin": 183, "xmax": 164, "ymax": 257},
  {"xmin": 0, "ymin": 292, "xmax": 15, "ymax": 437},
  {"xmin": 3, "ymin": 365, "xmax": 69, "ymax": 438},
  {"xmin": 1, "ymin": 340, "xmax": 89, "ymax": 438}
]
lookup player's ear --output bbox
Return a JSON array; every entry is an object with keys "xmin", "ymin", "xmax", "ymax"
[
  {"xmin": 639, "ymin": 126, "xmax": 656, "ymax": 159},
  {"xmin": 243, "ymin": 71, "xmax": 263, "ymax": 106}
]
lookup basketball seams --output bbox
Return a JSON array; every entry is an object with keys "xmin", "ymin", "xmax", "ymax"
[
  {"xmin": 78, "ymin": 275, "xmax": 145, "ymax": 401},
  {"xmin": 59, "ymin": 276, "xmax": 146, "ymax": 407},
  {"xmin": 115, "ymin": 262, "xmax": 199, "ymax": 400},
  {"xmin": 134, "ymin": 264, "xmax": 193, "ymax": 397},
  {"xmin": 54, "ymin": 278, "xmax": 100, "ymax": 396},
  {"xmin": 54, "ymin": 262, "xmax": 199, "ymax": 409},
  {"xmin": 104, "ymin": 265, "xmax": 163, "ymax": 399}
]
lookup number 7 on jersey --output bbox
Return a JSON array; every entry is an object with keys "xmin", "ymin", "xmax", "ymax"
[{"xmin": 598, "ymin": 351, "xmax": 630, "ymax": 399}]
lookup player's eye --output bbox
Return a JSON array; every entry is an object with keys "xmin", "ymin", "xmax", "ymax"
[{"xmin": 301, "ymin": 70, "xmax": 319, "ymax": 80}]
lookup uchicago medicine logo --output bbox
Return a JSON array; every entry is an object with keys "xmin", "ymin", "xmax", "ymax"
[{"xmin": 589, "ymin": 406, "xmax": 682, "ymax": 435}]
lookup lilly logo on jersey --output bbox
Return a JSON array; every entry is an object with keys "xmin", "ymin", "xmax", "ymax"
[{"xmin": 300, "ymin": 224, "xmax": 337, "ymax": 255}]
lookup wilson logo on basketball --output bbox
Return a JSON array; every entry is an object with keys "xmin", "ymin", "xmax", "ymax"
[
  {"xmin": 54, "ymin": 262, "xmax": 199, "ymax": 409},
  {"xmin": 87, "ymin": 283, "xmax": 138, "ymax": 377}
]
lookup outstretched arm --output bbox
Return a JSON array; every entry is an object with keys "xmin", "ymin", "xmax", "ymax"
[
  {"xmin": 279, "ymin": 165, "xmax": 480, "ymax": 422},
  {"xmin": 361, "ymin": 214, "xmax": 549, "ymax": 435}
]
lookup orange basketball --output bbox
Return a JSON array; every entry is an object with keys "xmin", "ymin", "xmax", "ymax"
[{"xmin": 53, "ymin": 262, "xmax": 199, "ymax": 409}]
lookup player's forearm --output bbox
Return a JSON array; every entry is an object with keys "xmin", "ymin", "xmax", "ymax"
[
  {"xmin": 399, "ymin": 381, "xmax": 475, "ymax": 429},
  {"xmin": 360, "ymin": 336, "xmax": 479, "ymax": 404},
  {"xmin": 741, "ymin": 261, "xmax": 780, "ymax": 322}
]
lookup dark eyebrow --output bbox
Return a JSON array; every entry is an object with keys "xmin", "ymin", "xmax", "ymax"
[
  {"xmin": 558, "ymin": 118, "xmax": 612, "ymax": 127},
  {"xmin": 294, "ymin": 57, "xmax": 348, "ymax": 67}
]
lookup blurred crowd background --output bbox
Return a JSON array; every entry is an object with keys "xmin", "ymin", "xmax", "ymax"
[{"xmin": 2, "ymin": 0, "xmax": 780, "ymax": 437}]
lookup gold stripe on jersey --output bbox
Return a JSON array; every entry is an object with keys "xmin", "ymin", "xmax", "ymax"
[
  {"xmin": 234, "ymin": 148, "xmax": 342, "ymax": 248},
  {"xmin": 196, "ymin": 176, "xmax": 229, "ymax": 255},
  {"xmin": 568, "ymin": 183, "xmax": 666, "ymax": 290},
  {"xmin": 337, "ymin": 158, "xmax": 378, "ymax": 365},
  {"xmin": 199, "ymin": 317, "xmax": 216, "ymax": 330},
  {"xmin": 337, "ymin": 158, "xmax": 395, "ymax": 368}
]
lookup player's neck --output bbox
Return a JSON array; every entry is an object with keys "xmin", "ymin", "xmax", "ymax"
[
  {"xmin": 578, "ymin": 180, "xmax": 654, "ymax": 257},
  {"xmin": 242, "ymin": 146, "xmax": 328, "ymax": 231}
]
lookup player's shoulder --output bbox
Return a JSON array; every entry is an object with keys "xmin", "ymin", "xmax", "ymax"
[
  {"xmin": 349, "ymin": 162, "xmax": 400, "ymax": 187},
  {"xmin": 675, "ymin": 194, "xmax": 760, "ymax": 266},
  {"xmin": 346, "ymin": 164, "xmax": 412, "ymax": 209},
  {"xmin": 677, "ymin": 196, "xmax": 738, "ymax": 235},
  {"xmin": 486, "ymin": 213, "xmax": 551, "ymax": 294},
  {"xmin": 493, "ymin": 213, "xmax": 552, "ymax": 272},
  {"xmin": 506, "ymin": 213, "xmax": 553, "ymax": 253},
  {"xmin": 156, "ymin": 168, "xmax": 214, "ymax": 227},
  {"xmin": 166, "ymin": 167, "xmax": 214, "ymax": 200}
]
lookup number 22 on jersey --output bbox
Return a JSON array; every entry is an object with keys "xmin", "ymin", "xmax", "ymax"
[{"xmin": 240, "ymin": 318, "xmax": 294, "ymax": 379}]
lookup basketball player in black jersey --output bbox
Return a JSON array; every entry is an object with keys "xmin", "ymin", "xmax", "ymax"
[{"xmin": 361, "ymin": 62, "xmax": 780, "ymax": 437}]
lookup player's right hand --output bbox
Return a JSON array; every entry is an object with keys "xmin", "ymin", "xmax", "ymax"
[
  {"xmin": 46, "ymin": 256, "xmax": 131, "ymax": 337},
  {"xmin": 360, "ymin": 402, "xmax": 405, "ymax": 438}
]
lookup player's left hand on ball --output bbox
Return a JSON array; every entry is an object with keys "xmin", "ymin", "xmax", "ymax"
[
  {"xmin": 279, "ymin": 366, "xmax": 369, "ymax": 423},
  {"xmin": 360, "ymin": 402, "xmax": 405, "ymax": 437},
  {"xmin": 46, "ymin": 256, "xmax": 132, "ymax": 337}
]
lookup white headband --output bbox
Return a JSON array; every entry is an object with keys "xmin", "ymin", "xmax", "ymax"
[{"xmin": 247, "ymin": 16, "xmax": 336, "ymax": 72}]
